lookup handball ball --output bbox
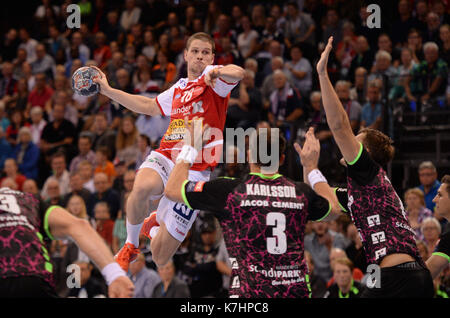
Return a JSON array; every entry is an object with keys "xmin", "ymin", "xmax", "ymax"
[{"xmin": 72, "ymin": 66, "xmax": 100, "ymax": 97}]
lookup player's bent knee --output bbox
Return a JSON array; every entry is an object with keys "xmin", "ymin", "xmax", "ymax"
[{"xmin": 132, "ymin": 169, "xmax": 164, "ymax": 199}]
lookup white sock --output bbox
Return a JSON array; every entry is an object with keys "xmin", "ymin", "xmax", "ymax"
[
  {"xmin": 125, "ymin": 220, "xmax": 143, "ymax": 247},
  {"xmin": 150, "ymin": 226, "xmax": 160, "ymax": 239}
]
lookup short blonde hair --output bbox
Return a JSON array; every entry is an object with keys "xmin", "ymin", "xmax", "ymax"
[
  {"xmin": 186, "ymin": 32, "xmax": 215, "ymax": 53},
  {"xmin": 404, "ymin": 188, "xmax": 425, "ymax": 207}
]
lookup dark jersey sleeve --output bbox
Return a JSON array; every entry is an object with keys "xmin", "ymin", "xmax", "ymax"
[
  {"xmin": 334, "ymin": 187, "xmax": 349, "ymax": 213},
  {"xmin": 296, "ymin": 182, "xmax": 332, "ymax": 221},
  {"xmin": 346, "ymin": 143, "xmax": 380, "ymax": 186},
  {"xmin": 433, "ymin": 231, "xmax": 450, "ymax": 262},
  {"xmin": 183, "ymin": 177, "xmax": 241, "ymax": 219}
]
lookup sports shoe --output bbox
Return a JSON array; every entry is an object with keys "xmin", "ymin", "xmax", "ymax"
[
  {"xmin": 114, "ymin": 242, "xmax": 140, "ymax": 272},
  {"xmin": 140, "ymin": 211, "xmax": 159, "ymax": 240}
]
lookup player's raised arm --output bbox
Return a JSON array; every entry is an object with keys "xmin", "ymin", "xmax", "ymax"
[
  {"xmin": 317, "ymin": 37, "xmax": 360, "ymax": 163},
  {"xmin": 91, "ymin": 66, "xmax": 161, "ymax": 116},
  {"xmin": 294, "ymin": 127, "xmax": 342, "ymax": 220},
  {"xmin": 205, "ymin": 64, "xmax": 245, "ymax": 89},
  {"xmin": 46, "ymin": 206, "xmax": 134, "ymax": 298}
]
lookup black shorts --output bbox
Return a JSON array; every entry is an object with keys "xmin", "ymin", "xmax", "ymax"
[
  {"xmin": 360, "ymin": 261, "xmax": 434, "ymax": 298},
  {"xmin": 0, "ymin": 276, "xmax": 58, "ymax": 298}
]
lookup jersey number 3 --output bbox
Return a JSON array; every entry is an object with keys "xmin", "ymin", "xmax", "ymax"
[
  {"xmin": 266, "ymin": 212, "xmax": 287, "ymax": 254},
  {"xmin": 0, "ymin": 195, "xmax": 21, "ymax": 215}
]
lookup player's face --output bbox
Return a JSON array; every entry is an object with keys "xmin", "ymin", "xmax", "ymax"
[
  {"xmin": 184, "ymin": 39, "xmax": 214, "ymax": 75},
  {"xmin": 433, "ymin": 184, "xmax": 450, "ymax": 220}
]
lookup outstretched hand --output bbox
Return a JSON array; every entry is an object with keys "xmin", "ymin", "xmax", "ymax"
[
  {"xmin": 316, "ymin": 37, "xmax": 334, "ymax": 77},
  {"xmin": 294, "ymin": 127, "xmax": 320, "ymax": 170},
  {"xmin": 204, "ymin": 68, "xmax": 221, "ymax": 89},
  {"xmin": 108, "ymin": 276, "xmax": 134, "ymax": 298},
  {"xmin": 90, "ymin": 66, "xmax": 111, "ymax": 94}
]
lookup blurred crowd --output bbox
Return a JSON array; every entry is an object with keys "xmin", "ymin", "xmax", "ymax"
[{"xmin": 0, "ymin": 0, "xmax": 449, "ymax": 298}]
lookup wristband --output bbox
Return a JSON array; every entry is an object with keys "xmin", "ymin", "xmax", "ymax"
[
  {"xmin": 101, "ymin": 262, "xmax": 127, "ymax": 286},
  {"xmin": 176, "ymin": 145, "xmax": 199, "ymax": 166},
  {"xmin": 308, "ymin": 169, "xmax": 328, "ymax": 189}
]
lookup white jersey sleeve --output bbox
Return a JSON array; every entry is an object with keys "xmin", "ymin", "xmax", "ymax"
[
  {"xmin": 203, "ymin": 65, "xmax": 239, "ymax": 98},
  {"xmin": 155, "ymin": 83, "xmax": 177, "ymax": 116}
]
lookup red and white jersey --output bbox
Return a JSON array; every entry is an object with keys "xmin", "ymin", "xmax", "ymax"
[{"xmin": 155, "ymin": 65, "xmax": 238, "ymax": 171}]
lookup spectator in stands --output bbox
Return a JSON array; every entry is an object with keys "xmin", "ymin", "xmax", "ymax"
[
  {"xmin": 93, "ymin": 32, "xmax": 111, "ymax": 69},
  {"xmin": 305, "ymin": 250, "xmax": 327, "ymax": 298},
  {"xmin": 67, "ymin": 31, "xmax": 90, "ymax": 65},
  {"xmin": 0, "ymin": 28, "xmax": 20, "ymax": 62},
  {"xmin": 67, "ymin": 260, "xmax": 107, "ymax": 298},
  {"xmin": 94, "ymin": 201, "xmax": 115, "ymax": 249},
  {"xmin": 91, "ymin": 112, "xmax": 116, "ymax": 160},
  {"xmin": 348, "ymin": 36, "xmax": 375, "ymax": 83},
  {"xmin": 285, "ymin": 44, "xmax": 313, "ymax": 98},
  {"xmin": 261, "ymin": 56, "xmax": 291, "ymax": 109},
  {"xmin": 439, "ymin": 24, "xmax": 450, "ymax": 65},
  {"xmin": 237, "ymin": 15, "xmax": 259, "ymax": 60},
  {"xmin": 5, "ymin": 109, "xmax": 28, "ymax": 147},
  {"xmin": 406, "ymin": 42, "xmax": 448, "ymax": 104},
  {"xmin": 70, "ymin": 133, "xmax": 96, "ymax": 173},
  {"xmin": 335, "ymin": 22, "xmax": 358, "ymax": 78},
  {"xmin": 77, "ymin": 160, "xmax": 95, "ymax": 193},
  {"xmin": 40, "ymin": 103, "xmax": 76, "ymax": 157},
  {"xmin": 135, "ymin": 134, "xmax": 151, "ymax": 170},
  {"xmin": 368, "ymin": 50, "xmax": 398, "ymax": 97},
  {"xmin": 350, "ymin": 67, "xmax": 368, "ymax": 105},
  {"xmin": 22, "ymin": 178, "xmax": 39, "ymax": 196},
  {"xmin": 0, "ymin": 103, "xmax": 10, "ymax": 132},
  {"xmin": 0, "ymin": 127, "xmax": 12, "ymax": 170},
  {"xmin": 327, "ymin": 248, "xmax": 364, "ymax": 288},
  {"xmin": 335, "ymin": 80, "xmax": 362, "ymax": 134},
  {"xmin": 128, "ymin": 252, "xmax": 161, "ymax": 298},
  {"xmin": 66, "ymin": 194, "xmax": 90, "ymax": 221},
  {"xmin": 360, "ymin": 81, "xmax": 383, "ymax": 130},
  {"xmin": 391, "ymin": 48, "xmax": 417, "ymax": 101},
  {"xmin": 152, "ymin": 50, "xmax": 176, "ymax": 90},
  {"xmin": 324, "ymin": 258, "xmax": 364, "ymax": 298},
  {"xmin": 391, "ymin": 0, "xmax": 416, "ymax": 46},
  {"xmin": 41, "ymin": 152, "xmax": 70, "ymax": 197},
  {"xmin": 226, "ymin": 69, "xmax": 262, "ymax": 129},
  {"xmin": 268, "ymin": 70, "xmax": 305, "ymax": 128},
  {"xmin": 417, "ymin": 161, "xmax": 441, "ymax": 212},
  {"xmin": 216, "ymin": 37, "xmax": 240, "ymax": 67},
  {"xmin": 94, "ymin": 146, "xmax": 116, "ymax": 182},
  {"xmin": 133, "ymin": 67, "xmax": 159, "ymax": 97},
  {"xmin": 46, "ymin": 25, "xmax": 69, "ymax": 59},
  {"xmin": 62, "ymin": 172, "xmax": 91, "ymax": 206},
  {"xmin": 305, "ymin": 221, "xmax": 349, "ymax": 282},
  {"xmin": 377, "ymin": 34, "xmax": 401, "ymax": 67},
  {"xmin": 32, "ymin": 44, "xmax": 55, "ymax": 78},
  {"xmin": 12, "ymin": 127, "xmax": 39, "ymax": 180},
  {"xmin": 0, "ymin": 62, "xmax": 17, "ymax": 102},
  {"xmin": 87, "ymin": 172, "xmax": 120, "ymax": 219},
  {"xmin": 250, "ymin": 4, "xmax": 266, "ymax": 34},
  {"xmin": 424, "ymin": 12, "xmax": 441, "ymax": 44},
  {"xmin": 1, "ymin": 158, "xmax": 26, "ymax": 191},
  {"xmin": 141, "ymin": 30, "xmax": 157, "ymax": 62},
  {"xmin": 421, "ymin": 217, "xmax": 442, "ymax": 256},
  {"xmin": 115, "ymin": 116, "xmax": 139, "ymax": 168},
  {"xmin": 7, "ymin": 78, "xmax": 29, "ymax": 113},
  {"xmin": 115, "ymin": 68, "xmax": 134, "ymax": 94},
  {"xmin": 152, "ymin": 258, "xmax": 190, "ymax": 298},
  {"xmin": 405, "ymin": 188, "xmax": 433, "ymax": 241},
  {"xmin": 18, "ymin": 28, "xmax": 38, "ymax": 64},
  {"xmin": 322, "ymin": 7, "xmax": 343, "ymax": 45},
  {"xmin": 46, "ymin": 90, "xmax": 78, "ymax": 127},
  {"xmin": 284, "ymin": 1, "xmax": 315, "ymax": 49},
  {"xmin": 43, "ymin": 177, "xmax": 64, "ymax": 205},
  {"xmin": 345, "ymin": 224, "xmax": 367, "ymax": 273}
]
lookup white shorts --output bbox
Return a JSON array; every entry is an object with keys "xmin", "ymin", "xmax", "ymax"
[{"xmin": 138, "ymin": 151, "xmax": 210, "ymax": 242}]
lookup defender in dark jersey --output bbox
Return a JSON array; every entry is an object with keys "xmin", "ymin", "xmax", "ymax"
[
  {"xmin": 0, "ymin": 187, "xmax": 134, "ymax": 297},
  {"xmin": 163, "ymin": 121, "xmax": 343, "ymax": 298},
  {"xmin": 315, "ymin": 37, "xmax": 434, "ymax": 297},
  {"xmin": 426, "ymin": 175, "xmax": 450, "ymax": 279}
]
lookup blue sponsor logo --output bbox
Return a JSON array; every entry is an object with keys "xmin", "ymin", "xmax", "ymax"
[{"xmin": 173, "ymin": 203, "xmax": 194, "ymax": 220}]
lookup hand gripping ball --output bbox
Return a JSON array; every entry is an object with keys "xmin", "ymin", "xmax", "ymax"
[{"xmin": 72, "ymin": 66, "xmax": 100, "ymax": 97}]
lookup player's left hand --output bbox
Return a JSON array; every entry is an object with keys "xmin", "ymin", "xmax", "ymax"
[
  {"xmin": 205, "ymin": 68, "xmax": 221, "ymax": 88},
  {"xmin": 184, "ymin": 116, "xmax": 211, "ymax": 151},
  {"xmin": 108, "ymin": 276, "xmax": 135, "ymax": 298},
  {"xmin": 294, "ymin": 127, "xmax": 320, "ymax": 170}
]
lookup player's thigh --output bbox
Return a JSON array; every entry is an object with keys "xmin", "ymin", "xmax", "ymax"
[{"xmin": 131, "ymin": 167, "xmax": 165, "ymax": 199}]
